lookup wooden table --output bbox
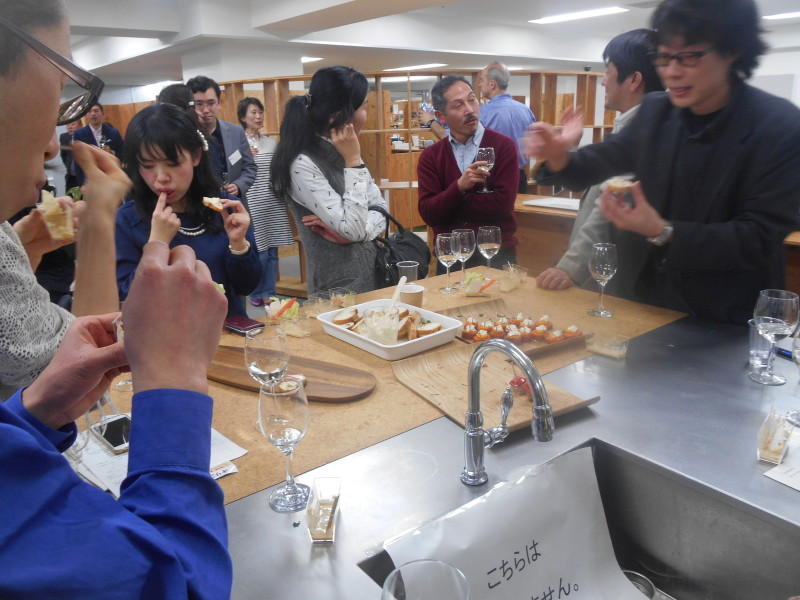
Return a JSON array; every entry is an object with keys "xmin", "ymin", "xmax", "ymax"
[{"xmin": 111, "ymin": 268, "xmax": 683, "ymax": 504}]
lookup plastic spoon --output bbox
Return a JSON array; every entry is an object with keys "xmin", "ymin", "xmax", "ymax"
[{"xmin": 381, "ymin": 276, "xmax": 407, "ymax": 326}]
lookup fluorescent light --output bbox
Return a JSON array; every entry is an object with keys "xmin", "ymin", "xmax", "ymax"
[
  {"xmin": 301, "ymin": 57, "xmax": 323, "ymax": 63},
  {"xmin": 383, "ymin": 63, "xmax": 447, "ymax": 71},
  {"xmin": 763, "ymin": 11, "xmax": 800, "ymax": 20},
  {"xmin": 529, "ymin": 7, "xmax": 628, "ymax": 24},
  {"xmin": 377, "ymin": 75, "xmax": 437, "ymax": 83}
]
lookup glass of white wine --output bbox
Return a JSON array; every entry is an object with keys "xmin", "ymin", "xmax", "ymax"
[
  {"xmin": 436, "ymin": 233, "xmax": 459, "ymax": 294},
  {"xmin": 245, "ymin": 327, "xmax": 290, "ymax": 389},
  {"xmin": 477, "ymin": 225, "xmax": 501, "ymax": 269},
  {"xmin": 452, "ymin": 228, "xmax": 476, "ymax": 286},
  {"xmin": 258, "ymin": 376, "xmax": 310, "ymax": 512},
  {"xmin": 475, "ymin": 147, "xmax": 495, "ymax": 194},
  {"xmin": 748, "ymin": 289, "xmax": 799, "ymax": 386},
  {"xmin": 587, "ymin": 243, "xmax": 617, "ymax": 318}
]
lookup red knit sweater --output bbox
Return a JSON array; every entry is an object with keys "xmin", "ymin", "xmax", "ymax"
[{"xmin": 417, "ymin": 128, "xmax": 518, "ymax": 247}]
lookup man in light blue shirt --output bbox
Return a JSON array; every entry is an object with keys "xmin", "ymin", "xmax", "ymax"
[{"xmin": 478, "ymin": 62, "xmax": 536, "ymax": 193}]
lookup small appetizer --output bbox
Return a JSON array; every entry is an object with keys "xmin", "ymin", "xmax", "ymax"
[
  {"xmin": 563, "ymin": 325, "xmax": 582, "ymax": 339},
  {"xmin": 544, "ymin": 329, "xmax": 565, "ymax": 344},
  {"xmin": 535, "ymin": 315, "xmax": 553, "ymax": 329},
  {"xmin": 532, "ymin": 325, "xmax": 549, "ymax": 341},
  {"xmin": 462, "ymin": 323, "xmax": 478, "ymax": 341},
  {"xmin": 474, "ymin": 330, "xmax": 491, "ymax": 342},
  {"xmin": 509, "ymin": 312, "xmax": 525, "ymax": 326},
  {"xmin": 490, "ymin": 325, "xmax": 506, "ymax": 339},
  {"xmin": 520, "ymin": 318, "xmax": 534, "ymax": 329},
  {"xmin": 520, "ymin": 326, "xmax": 533, "ymax": 342},
  {"xmin": 506, "ymin": 329, "xmax": 522, "ymax": 344}
]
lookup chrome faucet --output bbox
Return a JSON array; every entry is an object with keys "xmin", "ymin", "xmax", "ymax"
[{"xmin": 461, "ymin": 338, "xmax": 554, "ymax": 486}]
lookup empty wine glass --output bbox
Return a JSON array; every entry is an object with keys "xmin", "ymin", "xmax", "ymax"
[
  {"xmin": 246, "ymin": 327, "xmax": 290, "ymax": 431},
  {"xmin": 477, "ymin": 225, "xmax": 501, "ymax": 269},
  {"xmin": 112, "ymin": 314, "xmax": 132, "ymax": 393},
  {"xmin": 258, "ymin": 375, "xmax": 310, "ymax": 512},
  {"xmin": 587, "ymin": 243, "xmax": 617, "ymax": 318},
  {"xmin": 452, "ymin": 228, "xmax": 476, "ymax": 286},
  {"xmin": 381, "ymin": 559, "xmax": 471, "ymax": 600},
  {"xmin": 749, "ymin": 289, "xmax": 799, "ymax": 386},
  {"xmin": 245, "ymin": 327, "xmax": 290, "ymax": 390},
  {"xmin": 475, "ymin": 147, "xmax": 495, "ymax": 194},
  {"xmin": 436, "ymin": 233, "xmax": 459, "ymax": 294}
]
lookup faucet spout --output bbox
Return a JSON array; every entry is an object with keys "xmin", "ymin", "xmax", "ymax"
[{"xmin": 461, "ymin": 338, "xmax": 554, "ymax": 486}]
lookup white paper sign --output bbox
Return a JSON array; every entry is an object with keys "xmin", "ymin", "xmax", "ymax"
[
  {"xmin": 228, "ymin": 149, "xmax": 242, "ymax": 166},
  {"xmin": 384, "ymin": 447, "xmax": 644, "ymax": 599},
  {"xmin": 765, "ymin": 427, "xmax": 800, "ymax": 491}
]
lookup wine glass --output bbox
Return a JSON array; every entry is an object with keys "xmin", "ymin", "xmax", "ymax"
[
  {"xmin": 587, "ymin": 243, "xmax": 617, "ymax": 318},
  {"xmin": 258, "ymin": 375, "xmax": 310, "ymax": 512},
  {"xmin": 475, "ymin": 147, "xmax": 495, "ymax": 194},
  {"xmin": 245, "ymin": 327, "xmax": 290, "ymax": 389},
  {"xmin": 748, "ymin": 289, "xmax": 799, "ymax": 386},
  {"xmin": 436, "ymin": 233, "xmax": 459, "ymax": 294},
  {"xmin": 381, "ymin": 559, "xmax": 471, "ymax": 600},
  {"xmin": 477, "ymin": 226, "xmax": 501, "ymax": 269},
  {"xmin": 788, "ymin": 333, "xmax": 800, "ymax": 426},
  {"xmin": 112, "ymin": 314, "xmax": 132, "ymax": 392},
  {"xmin": 452, "ymin": 228, "xmax": 476, "ymax": 286}
]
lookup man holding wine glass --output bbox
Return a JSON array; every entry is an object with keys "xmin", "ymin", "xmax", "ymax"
[
  {"xmin": 417, "ymin": 75, "xmax": 519, "ymax": 273},
  {"xmin": 524, "ymin": 0, "xmax": 800, "ymax": 325}
]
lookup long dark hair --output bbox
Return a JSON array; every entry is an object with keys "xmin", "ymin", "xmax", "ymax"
[
  {"xmin": 123, "ymin": 103, "xmax": 221, "ymax": 231},
  {"xmin": 271, "ymin": 66, "xmax": 368, "ymax": 198}
]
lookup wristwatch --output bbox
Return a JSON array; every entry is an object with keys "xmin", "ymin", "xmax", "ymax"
[
  {"xmin": 425, "ymin": 119, "xmax": 436, "ymax": 128},
  {"xmin": 646, "ymin": 222, "xmax": 674, "ymax": 246}
]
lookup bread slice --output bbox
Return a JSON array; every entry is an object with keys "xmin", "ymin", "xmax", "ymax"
[
  {"xmin": 416, "ymin": 321, "xmax": 442, "ymax": 337},
  {"xmin": 202, "ymin": 196, "xmax": 224, "ymax": 212},
  {"xmin": 333, "ymin": 306, "xmax": 358, "ymax": 326},
  {"xmin": 38, "ymin": 190, "xmax": 74, "ymax": 241},
  {"xmin": 604, "ymin": 178, "xmax": 634, "ymax": 194}
]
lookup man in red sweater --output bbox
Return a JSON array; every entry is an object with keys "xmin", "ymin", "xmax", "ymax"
[{"xmin": 417, "ymin": 75, "xmax": 519, "ymax": 273}]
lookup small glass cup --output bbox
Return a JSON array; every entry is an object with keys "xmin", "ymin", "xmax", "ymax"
[
  {"xmin": 381, "ymin": 559, "xmax": 470, "ymax": 600},
  {"xmin": 399, "ymin": 284, "xmax": 425, "ymax": 308},
  {"xmin": 397, "ymin": 261, "xmax": 420, "ymax": 283},
  {"xmin": 363, "ymin": 308, "xmax": 399, "ymax": 345},
  {"xmin": 748, "ymin": 318, "xmax": 771, "ymax": 373},
  {"xmin": 302, "ymin": 293, "xmax": 331, "ymax": 318},
  {"xmin": 329, "ymin": 287, "xmax": 356, "ymax": 309}
]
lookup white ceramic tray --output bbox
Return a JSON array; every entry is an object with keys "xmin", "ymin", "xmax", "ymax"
[{"xmin": 317, "ymin": 299, "xmax": 463, "ymax": 360}]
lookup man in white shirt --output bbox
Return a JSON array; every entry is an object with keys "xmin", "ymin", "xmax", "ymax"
[{"xmin": 536, "ymin": 29, "xmax": 664, "ymax": 290}]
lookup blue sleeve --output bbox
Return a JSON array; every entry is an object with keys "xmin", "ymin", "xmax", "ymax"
[
  {"xmin": 4, "ymin": 388, "xmax": 76, "ymax": 451},
  {"xmin": 0, "ymin": 389, "xmax": 231, "ymax": 600}
]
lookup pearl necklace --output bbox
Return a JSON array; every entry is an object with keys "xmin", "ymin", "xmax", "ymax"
[{"xmin": 179, "ymin": 223, "xmax": 206, "ymax": 237}]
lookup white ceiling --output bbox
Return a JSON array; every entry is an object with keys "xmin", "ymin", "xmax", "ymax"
[{"xmin": 65, "ymin": 0, "xmax": 800, "ymax": 87}]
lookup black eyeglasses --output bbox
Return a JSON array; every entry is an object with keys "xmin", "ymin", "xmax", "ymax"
[
  {"xmin": 0, "ymin": 16, "xmax": 104, "ymax": 125},
  {"xmin": 648, "ymin": 49, "xmax": 712, "ymax": 68}
]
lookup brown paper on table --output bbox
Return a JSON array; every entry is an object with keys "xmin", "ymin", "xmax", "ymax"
[{"xmin": 108, "ymin": 268, "xmax": 683, "ymax": 504}]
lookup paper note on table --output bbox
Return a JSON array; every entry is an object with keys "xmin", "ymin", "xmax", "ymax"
[
  {"xmin": 765, "ymin": 427, "xmax": 800, "ymax": 491},
  {"xmin": 71, "ymin": 424, "xmax": 247, "ymax": 498},
  {"xmin": 384, "ymin": 447, "xmax": 644, "ymax": 599},
  {"xmin": 522, "ymin": 196, "xmax": 580, "ymax": 211}
]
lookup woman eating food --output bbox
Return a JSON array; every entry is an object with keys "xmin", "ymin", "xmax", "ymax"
[{"xmin": 116, "ymin": 103, "xmax": 261, "ymax": 316}]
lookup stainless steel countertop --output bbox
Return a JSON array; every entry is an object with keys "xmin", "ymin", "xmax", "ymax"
[{"xmin": 226, "ymin": 316, "xmax": 800, "ymax": 598}]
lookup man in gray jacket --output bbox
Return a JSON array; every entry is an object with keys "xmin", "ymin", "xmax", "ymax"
[
  {"xmin": 536, "ymin": 29, "xmax": 663, "ymax": 290},
  {"xmin": 187, "ymin": 75, "xmax": 256, "ymax": 202}
]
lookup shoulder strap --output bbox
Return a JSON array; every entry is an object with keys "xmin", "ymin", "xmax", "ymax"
[{"xmin": 368, "ymin": 205, "xmax": 406, "ymax": 237}]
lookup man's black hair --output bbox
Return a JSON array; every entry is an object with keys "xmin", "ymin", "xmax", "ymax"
[
  {"xmin": 603, "ymin": 29, "xmax": 665, "ymax": 93},
  {"xmin": 651, "ymin": 0, "xmax": 767, "ymax": 80}
]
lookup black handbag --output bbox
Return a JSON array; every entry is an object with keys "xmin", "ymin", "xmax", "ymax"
[{"xmin": 369, "ymin": 206, "xmax": 431, "ymax": 286}]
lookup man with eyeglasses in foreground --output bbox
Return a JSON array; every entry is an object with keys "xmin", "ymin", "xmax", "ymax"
[
  {"xmin": 0, "ymin": 3, "xmax": 232, "ymax": 598},
  {"xmin": 525, "ymin": 0, "xmax": 800, "ymax": 325}
]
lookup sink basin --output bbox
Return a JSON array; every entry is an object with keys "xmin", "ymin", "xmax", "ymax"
[
  {"xmin": 360, "ymin": 439, "xmax": 800, "ymax": 599},
  {"xmin": 593, "ymin": 440, "xmax": 799, "ymax": 599}
]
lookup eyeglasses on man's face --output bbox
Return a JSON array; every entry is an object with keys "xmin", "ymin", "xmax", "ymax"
[
  {"xmin": 0, "ymin": 15, "xmax": 104, "ymax": 125},
  {"xmin": 648, "ymin": 49, "xmax": 713, "ymax": 68}
]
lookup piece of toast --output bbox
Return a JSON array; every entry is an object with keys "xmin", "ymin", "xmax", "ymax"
[
  {"xmin": 38, "ymin": 190, "xmax": 74, "ymax": 241},
  {"xmin": 202, "ymin": 196, "xmax": 224, "ymax": 212}
]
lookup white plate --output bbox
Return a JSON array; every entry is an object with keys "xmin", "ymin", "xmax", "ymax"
[{"xmin": 317, "ymin": 299, "xmax": 463, "ymax": 360}]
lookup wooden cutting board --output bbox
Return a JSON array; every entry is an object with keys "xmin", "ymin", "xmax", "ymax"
[
  {"xmin": 392, "ymin": 344, "xmax": 599, "ymax": 431},
  {"xmin": 208, "ymin": 345, "xmax": 376, "ymax": 403},
  {"xmin": 439, "ymin": 298, "xmax": 593, "ymax": 357}
]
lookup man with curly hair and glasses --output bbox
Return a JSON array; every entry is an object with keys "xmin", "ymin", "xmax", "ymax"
[{"xmin": 526, "ymin": 0, "xmax": 800, "ymax": 325}]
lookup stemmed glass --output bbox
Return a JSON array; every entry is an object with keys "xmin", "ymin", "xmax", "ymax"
[
  {"xmin": 452, "ymin": 228, "xmax": 476, "ymax": 286},
  {"xmin": 258, "ymin": 375, "xmax": 311, "ymax": 512},
  {"xmin": 749, "ymin": 289, "xmax": 799, "ymax": 386},
  {"xmin": 475, "ymin": 147, "xmax": 495, "ymax": 194},
  {"xmin": 436, "ymin": 233, "xmax": 459, "ymax": 294},
  {"xmin": 245, "ymin": 327, "xmax": 290, "ymax": 430},
  {"xmin": 789, "ymin": 334, "xmax": 800, "ymax": 425},
  {"xmin": 587, "ymin": 243, "xmax": 617, "ymax": 318},
  {"xmin": 112, "ymin": 313, "xmax": 132, "ymax": 392},
  {"xmin": 477, "ymin": 226, "xmax": 501, "ymax": 269}
]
